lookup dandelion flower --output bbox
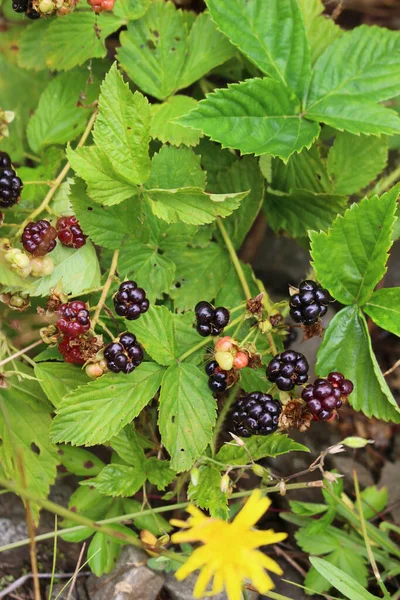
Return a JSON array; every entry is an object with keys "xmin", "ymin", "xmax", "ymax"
[{"xmin": 170, "ymin": 489, "xmax": 287, "ymax": 600}]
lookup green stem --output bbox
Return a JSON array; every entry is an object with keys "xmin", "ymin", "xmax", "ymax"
[
  {"xmin": 211, "ymin": 385, "xmax": 238, "ymax": 456},
  {"xmin": 178, "ymin": 314, "xmax": 244, "ymax": 362},
  {"xmin": 92, "ymin": 249, "xmax": 119, "ymax": 328},
  {"xmin": 217, "ymin": 218, "xmax": 251, "ymax": 300}
]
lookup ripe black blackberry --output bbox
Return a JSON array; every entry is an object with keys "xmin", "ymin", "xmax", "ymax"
[
  {"xmin": 22, "ymin": 219, "xmax": 57, "ymax": 256},
  {"xmin": 12, "ymin": 0, "xmax": 28, "ymax": 10},
  {"xmin": 267, "ymin": 350, "xmax": 309, "ymax": 391},
  {"xmin": 104, "ymin": 332, "xmax": 144, "ymax": 374},
  {"xmin": 205, "ymin": 360, "xmax": 228, "ymax": 392},
  {"xmin": 113, "ymin": 280, "xmax": 149, "ymax": 320},
  {"xmin": 289, "ymin": 280, "xmax": 332, "ymax": 326},
  {"xmin": 232, "ymin": 392, "xmax": 281, "ymax": 438},
  {"xmin": 195, "ymin": 301, "xmax": 230, "ymax": 337},
  {"xmin": 0, "ymin": 152, "xmax": 23, "ymax": 209},
  {"xmin": 26, "ymin": 0, "xmax": 40, "ymax": 17},
  {"xmin": 301, "ymin": 372, "xmax": 354, "ymax": 421}
]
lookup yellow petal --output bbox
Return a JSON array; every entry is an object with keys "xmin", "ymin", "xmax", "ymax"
[
  {"xmin": 224, "ymin": 566, "xmax": 243, "ymax": 600},
  {"xmin": 257, "ymin": 551, "xmax": 284, "ymax": 576},
  {"xmin": 193, "ymin": 563, "xmax": 215, "ymax": 598},
  {"xmin": 174, "ymin": 546, "xmax": 210, "ymax": 581},
  {"xmin": 247, "ymin": 561, "xmax": 275, "ymax": 593},
  {"xmin": 233, "ymin": 490, "xmax": 271, "ymax": 528},
  {"xmin": 211, "ymin": 571, "xmax": 224, "ymax": 595},
  {"xmin": 170, "ymin": 519, "xmax": 190, "ymax": 529},
  {"xmin": 246, "ymin": 530, "xmax": 288, "ymax": 548},
  {"xmin": 187, "ymin": 505, "xmax": 207, "ymax": 520}
]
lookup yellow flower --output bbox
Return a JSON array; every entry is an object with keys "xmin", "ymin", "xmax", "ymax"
[{"xmin": 170, "ymin": 489, "xmax": 287, "ymax": 600}]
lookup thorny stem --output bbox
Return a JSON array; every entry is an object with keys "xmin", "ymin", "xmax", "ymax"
[
  {"xmin": 0, "ymin": 339, "xmax": 43, "ymax": 368},
  {"xmin": 211, "ymin": 385, "xmax": 238, "ymax": 456},
  {"xmin": 15, "ymin": 109, "xmax": 98, "ymax": 238},
  {"xmin": 91, "ymin": 249, "xmax": 120, "ymax": 329},
  {"xmin": 217, "ymin": 218, "xmax": 251, "ymax": 299}
]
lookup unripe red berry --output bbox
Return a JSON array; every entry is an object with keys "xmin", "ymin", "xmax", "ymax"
[
  {"xmin": 233, "ymin": 351, "xmax": 249, "ymax": 370},
  {"xmin": 215, "ymin": 336, "xmax": 235, "ymax": 352}
]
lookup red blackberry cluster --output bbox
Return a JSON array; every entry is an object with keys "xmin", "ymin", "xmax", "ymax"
[
  {"xmin": 302, "ymin": 372, "xmax": 354, "ymax": 421},
  {"xmin": 290, "ymin": 280, "xmax": 332, "ymax": 326},
  {"xmin": 195, "ymin": 301, "xmax": 230, "ymax": 337},
  {"xmin": 21, "ymin": 220, "xmax": 57, "ymax": 256},
  {"xmin": 87, "ymin": 0, "xmax": 115, "ymax": 11},
  {"xmin": 104, "ymin": 333, "xmax": 143, "ymax": 374},
  {"xmin": 0, "ymin": 152, "xmax": 23, "ymax": 208},
  {"xmin": 205, "ymin": 360, "xmax": 228, "ymax": 393},
  {"xmin": 56, "ymin": 216, "xmax": 87, "ymax": 249},
  {"xmin": 58, "ymin": 337, "xmax": 85, "ymax": 365},
  {"xmin": 267, "ymin": 350, "xmax": 309, "ymax": 391},
  {"xmin": 232, "ymin": 392, "xmax": 282, "ymax": 438},
  {"xmin": 56, "ymin": 301, "xmax": 91, "ymax": 337},
  {"xmin": 113, "ymin": 281, "xmax": 149, "ymax": 320}
]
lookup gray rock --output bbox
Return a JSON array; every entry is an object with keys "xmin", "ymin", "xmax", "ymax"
[
  {"xmin": 165, "ymin": 572, "xmax": 258, "ymax": 600},
  {"xmin": 0, "ymin": 517, "xmax": 27, "ymax": 547},
  {"xmin": 87, "ymin": 546, "xmax": 164, "ymax": 600},
  {"xmin": 47, "ymin": 580, "xmax": 89, "ymax": 599}
]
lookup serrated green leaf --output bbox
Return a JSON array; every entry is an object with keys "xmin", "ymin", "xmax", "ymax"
[
  {"xmin": 290, "ymin": 501, "xmax": 328, "ymax": 516},
  {"xmin": 216, "ymin": 432, "xmax": 309, "ymax": 466},
  {"xmin": 34, "ymin": 362, "xmax": 90, "ymax": 409},
  {"xmin": 240, "ymin": 367, "xmax": 273, "ymax": 394},
  {"xmin": 188, "ymin": 464, "xmax": 228, "ymax": 519},
  {"xmin": 118, "ymin": 0, "xmax": 187, "ymax": 100},
  {"xmin": 118, "ymin": 240, "xmax": 175, "ymax": 302},
  {"xmin": 30, "ymin": 242, "xmax": 101, "ymax": 298},
  {"xmin": 67, "ymin": 145, "xmax": 137, "ymax": 206},
  {"xmin": 110, "ymin": 426, "xmax": 146, "ymax": 466},
  {"xmin": 173, "ymin": 311, "xmax": 203, "ymax": 366},
  {"xmin": 126, "ymin": 305, "xmax": 176, "ymax": 366},
  {"xmin": 327, "ymin": 132, "xmax": 388, "ymax": 195},
  {"xmin": 82, "ymin": 464, "xmax": 146, "ymax": 497},
  {"xmin": 113, "ymin": 0, "xmax": 149, "ymax": 20},
  {"xmin": 43, "ymin": 12, "xmax": 123, "ymax": 71},
  {"xmin": 147, "ymin": 145, "xmax": 205, "ymax": 189},
  {"xmin": 169, "ymin": 243, "xmax": 230, "ymax": 311},
  {"xmin": 205, "ymin": 0, "xmax": 310, "ymax": 98},
  {"xmin": 145, "ymin": 457, "xmax": 175, "ymax": 490},
  {"xmin": 363, "ymin": 287, "xmax": 400, "ymax": 337},
  {"xmin": 158, "ymin": 363, "xmax": 217, "ymax": 472},
  {"xmin": 177, "ymin": 78, "xmax": 320, "ymax": 161},
  {"xmin": 57, "ymin": 445, "xmax": 105, "ymax": 477},
  {"xmin": 150, "ymin": 96, "xmax": 200, "ymax": 146},
  {"xmin": 265, "ymin": 189, "xmax": 347, "ymax": 238},
  {"xmin": 310, "ymin": 186, "xmax": 399, "ymax": 306},
  {"xmin": 51, "ymin": 363, "xmax": 165, "ymax": 446},
  {"xmin": 316, "ymin": 305, "xmax": 400, "ymax": 422},
  {"xmin": 93, "ymin": 64, "xmax": 151, "ymax": 186},
  {"xmin": 272, "ymin": 144, "xmax": 332, "ymax": 194},
  {"xmin": 178, "ymin": 12, "xmax": 235, "ymax": 89},
  {"xmin": 298, "ymin": 0, "xmax": 342, "ymax": 63},
  {"xmin": 305, "ymin": 26, "xmax": 400, "ymax": 135},
  {"xmin": 18, "ymin": 20, "xmax": 52, "ymax": 71},
  {"xmin": 61, "ymin": 485, "xmax": 114, "ymax": 542},
  {"xmin": 0, "ymin": 367, "xmax": 59, "ymax": 522},
  {"xmin": 27, "ymin": 70, "xmax": 100, "ymax": 153},
  {"xmin": 309, "ymin": 557, "xmax": 378, "ymax": 600}
]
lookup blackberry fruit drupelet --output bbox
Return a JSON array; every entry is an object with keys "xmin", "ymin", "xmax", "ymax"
[
  {"xmin": 232, "ymin": 392, "xmax": 282, "ymax": 438},
  {"xmin": 290, "ymin": 280, "xmax": 332, "ymax": 326},
  {"xmin": 104, "ymin": 332, "xmax": 144, "ymax": 374},
  {"xmin": 0, "ymin": 151, "xmax": 23, "ymax": 209},
  {"xmin": 113, "ymin": 280, "xmax": 149, "ymax": 320},
  {"xmin": 56, "ymin": 216, "xmax": 87, "ymax": 249},
  {"xmin": 205, "ymin": 360, "xmax": 228, "ymax": 393},
  {"xmin": 267, "ymin": 350, "xmax": 309, "ymax": 391},
  {"xmin": 302, "ymin": 372, "xmax": 354, "ymax": 421},
  {"xmin": 195, "ymin": 301, "xmax": 230, "ymax": 337},
  {"xmin": 58, "ymin": 337, "xmax": 85, "ymax": 365},
  {"xmin": 22, "ymin": 219, "xmax": 57, "ymax": 256},
  {"xmin": 56, "ymin": 301, "xmax": 91, "ymax": 337}
]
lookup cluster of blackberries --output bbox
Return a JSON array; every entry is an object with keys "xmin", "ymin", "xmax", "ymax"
[
  {"xmin": 58, "ymin": 336, "xmax": 85, "ymax": 365},
  {"xmin": 0, "ymin": 152, "xmax": 23, "ymax": 208},
  {"xmin": 22, "ymin": 220, "xmax": 57, "ymax": 256},
  {"xmin": 104, "ymin": 333, "xmax": 144, "ymax": 374},
  {"xmin": 12, "ymin": 0, "xmax": 40, "ymax": 18},
  {"xmin": 56, "ymin": 301, "xmax": 91, "ymax": 337},
  {"xmin": 267, "ymin": 350, "xmax": 309, "ymax": 391},
  {"xmin": 113, "ymin": 281, "xmax": 149, "ymax": 320},
  {"xmin": 56, "ymin": 216, "xmax": 87, "ymax": 249},
  {"xmin": 302, "ymin": 372, "xmax": 354, "ymax": 421},
  {"xmin": 205, "ymin": 360, "xmax": 228, "ymax": 393},
  {"xmin": 195, "ymin": 302, "xmax": 230, "ymax": 337},
  {"xmin": 232, "ymin": 392, "xmax": 281, "ymax": 438},
  {"xmin": 290, "ymin": 280, "xmax": 332, "ymax": 326}
]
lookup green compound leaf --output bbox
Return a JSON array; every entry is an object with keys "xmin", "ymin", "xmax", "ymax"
[
  {"xmin": 158, "ymin": 363, "xmax": 217, "ymax": 472},
  {"xmin": 34, "ymin": 362, "xmax": 90, "ymax": 409},
  {"xmin": 126, "ymin": 305, "xmax": 176, "ymax": 366},
  {"xmin": 363, "ymin": 287, "xmax": 400, "ymax": 337},
  {"xmin": 0, "ymin": 367, "xmax": 59, "ymax": 522},
  {"xmin": 56, "ymin": 445, "xmax": 105, "ymax": 477},
  {"xmin": 150, "ymin": 96, "xmax": 200, "ymax": 147},
  {"xmin": 67, "ymin": 145, "xmax": 137, "ymax": 207},
  {"xmin": 177, "ymin": 78, "xmax": 320, "ymax": 160},
  {"xmin": 298, "ymin": 0, "xmax": 342, "ymax": 63},
  {"xmin": 316, "ymin": 305, "xmax": 400, "ymax": 422},
  {"xmin": 145, "ymin": 457, "xmax": 176, "ymax": 490},
  {"xmin": 205, "ymin": 0, "xmax": 310, "ymax": 98},
  {"xmin": 113, "ymin": 0, "xmax": 149, "ymax": 20},
  {"xmin": 310, "ymin": 186, "xmax": 399, "ymax": 306},
  {"xmin": 265, "ymin": 189, "xmax": 347, "ymax": 238},
  {"xmin": 216, "ymin": 433, "xmax": 309, "ymax": 466},
  {"xmin": 188, "ymin": 464, "xmax": 228, "ymax": 519},
  {"xmin": 271, "ymin": 144, "xmax": 332, "ymax": 194},
  {"xmin": 18, "ymin": 19, "xmax": 52, "ymax": 71},
  {"xmin": 51, "ymin": 363, "xmax": 165, "ymax": 446},
  {"xmin": 93, "ymin": 64, "xmax": 151, "ymax": 187},
  {"xmin": 27, "ymin": 70, "xmax": 100, "ymax": 153},
  {"xmin": 305, "ymin": 26, "xmax": 400, "ymax": 135},
  {"xmin": 118, "ymin": 0, "xmax": 187, "ymax": 100},
  {"xmin": 43, "ymin": 12, "xmax": 123, "ymax": 72},
  {"xmin": 327, "ymin": 132, "xmax": 388, "ymax": 195},
  {"xmin": 81, "ymin": 464, "xmax": 146, "ymax": 497}
]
